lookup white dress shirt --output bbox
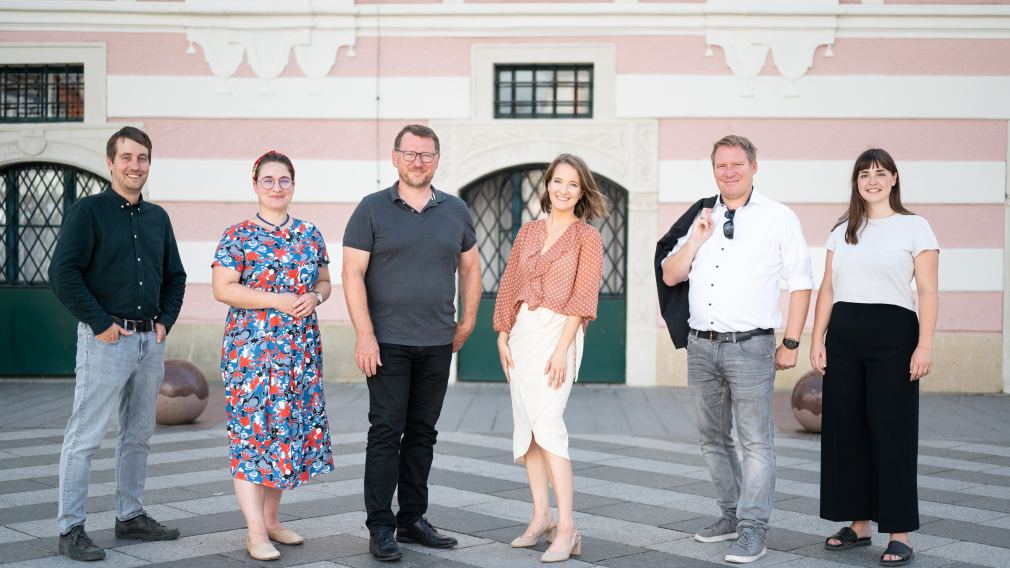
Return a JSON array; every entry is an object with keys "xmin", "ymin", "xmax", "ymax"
[{"xmin": 666, "ymin": 190, "xmax": 813, "ymax": 332}]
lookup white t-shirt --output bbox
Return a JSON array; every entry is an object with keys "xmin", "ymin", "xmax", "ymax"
[{"xmin": 826, "ymin": 214, "xmax": 939, "ymax": 312}]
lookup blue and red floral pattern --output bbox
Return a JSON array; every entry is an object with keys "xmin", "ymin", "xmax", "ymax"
[{"xmin": 212, "ymin": 219, "xmax": 334, "ymax": 489}]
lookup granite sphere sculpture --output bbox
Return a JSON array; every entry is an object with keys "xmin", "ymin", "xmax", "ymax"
[
  {"xmin": 791, "ymin": 370, "xmax": 823, "ymax": 433},
  {"xmin": 157, "ymin": 359, "xmax": 209, "ymax": 425}
]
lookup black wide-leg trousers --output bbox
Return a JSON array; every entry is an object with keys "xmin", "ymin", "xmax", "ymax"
[{"xmin": 820, "ymin": 302, "xmax": 920, "ymax": 534}]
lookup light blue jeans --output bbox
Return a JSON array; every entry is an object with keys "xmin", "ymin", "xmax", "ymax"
[
  {"xmin": 57, "ymin": 323, "xmax": 166, "ymax": 534},
  {"xmin": 686, "ymin": 333, "xmax": 776, "ymax": 533}
]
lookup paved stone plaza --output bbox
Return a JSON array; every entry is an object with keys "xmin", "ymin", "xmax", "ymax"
[{"xmin": 1, "ymin": 381, "xmax": 1009, "ymax": 567}]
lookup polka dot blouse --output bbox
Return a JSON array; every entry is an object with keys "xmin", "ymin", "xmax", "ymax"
[{"xmin": 492, "ymin": 219, "xmax": 604, "ymax": 334}]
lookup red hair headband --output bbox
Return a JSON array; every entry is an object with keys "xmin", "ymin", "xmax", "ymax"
[{"xmin": 252, "ymin": 150, "xmax": 281, "ymax": 180}]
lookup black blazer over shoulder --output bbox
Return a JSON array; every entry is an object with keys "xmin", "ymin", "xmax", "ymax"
[{"xmin": 655, "ymin": 195, "xmax": 718, "ymax": 349}]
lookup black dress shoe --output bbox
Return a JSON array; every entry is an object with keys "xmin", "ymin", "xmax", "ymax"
[
  {"xmin": 370, "ymin": 528, "xmax": 403, "ymax": 562},
  {"xmin": 397, "ymin": 517, "xmax": 458, "ymax": 548},
  {"xmin": 58, "ymin": 525, "xmax": 106, "ymax": 561},
  {"xmin": 115, "ymin": 512, "xmax": 180, "ymax": 541}
]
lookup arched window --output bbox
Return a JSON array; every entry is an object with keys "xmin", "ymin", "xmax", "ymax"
[{"xmin": 1, "ymin": 163, "xmax": 106, "ymax": 286}]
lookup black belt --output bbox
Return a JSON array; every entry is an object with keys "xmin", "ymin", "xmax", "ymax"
[
  {"xmin": 112, "ymin": 316, "xmax": 156, "ymax": 332},
  {"xmin": 689, "ymin": 328, "xmax": 773, "ymax": 343}
]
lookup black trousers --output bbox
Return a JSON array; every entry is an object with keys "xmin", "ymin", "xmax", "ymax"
[
  {"xmin": 820, "ymin": 302, "xmax": 920, "ymax": 533},
  {"xmin": 364, "ymin": 343, "xmax": 452, "ymax": 532}
]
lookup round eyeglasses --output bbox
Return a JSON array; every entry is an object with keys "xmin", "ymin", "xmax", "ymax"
[{"xmin": 257, "ymin": 176, "xmax": 293, "ymax": 191}]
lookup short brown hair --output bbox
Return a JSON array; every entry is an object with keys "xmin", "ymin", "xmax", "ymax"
[
  {"xmin": 106, "ymin": 126, "xmax": 152, "ymax": 162},
  {"xmin": 711, "ymin": 135, "xmax": 757, "ymax": 164},
  {"xmin": 394, "ymin": 124, "xmax": 440, "ymax": 153},
  {"xmin": 539, "ymin": 153, "xmax": 609, "ymax": 221}
]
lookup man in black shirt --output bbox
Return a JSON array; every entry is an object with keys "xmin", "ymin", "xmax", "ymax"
[{"xmin": 49, "ymin": 127, "xmax": 186, "ymax": 561}]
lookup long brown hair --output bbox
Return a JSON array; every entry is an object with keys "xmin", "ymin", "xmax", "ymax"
[
  {"xmin": 834, "ymin": 148, "xmax": 914, "ymax": 245},
  {"xmin": 539, "ymin": 153, "xmax": 609, "ymax": 221}
]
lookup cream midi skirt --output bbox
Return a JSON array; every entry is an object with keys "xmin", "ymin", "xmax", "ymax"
[{"xmin": 508, "ymin": 303, "xmax": 585, "ymax": 465}]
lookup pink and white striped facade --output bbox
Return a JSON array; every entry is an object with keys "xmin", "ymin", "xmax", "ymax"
[{"xmin": 2, "ymin": 0, "xmax": 1008, "ymax": 392}]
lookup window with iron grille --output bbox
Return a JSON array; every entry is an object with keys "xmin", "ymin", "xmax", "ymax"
[
  {"xmin": 0, "ymin": 64, "xmax": 85, "ymax": 123},
  {"xmin": 1, "ymin": 163, "xmax": 106, "ymax": 286},
  {"xmin": 495, "ymin": 64, "xmax": 593, "ymax": 119}
]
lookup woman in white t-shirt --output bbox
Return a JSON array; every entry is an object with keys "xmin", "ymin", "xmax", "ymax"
[{"xmin": 809, "ymin": 148, "xmax": 939, "ymax": 567}]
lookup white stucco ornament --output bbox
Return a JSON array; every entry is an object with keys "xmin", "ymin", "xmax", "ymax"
[{"xmin": 705, "ymin": 0, "xmax": 837, "ymax": 89}]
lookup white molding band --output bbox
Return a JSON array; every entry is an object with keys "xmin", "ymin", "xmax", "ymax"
[
  {"xmin": 659, "ymin": 160, "xmax": 1007, "ymax": 205},
  {"xmin": 618, "ymin": 75, "xmax": 1010, "ymax": 120},
  {"xmin": 147, "ymin": 159, "xmax": 399, "ymax": 203},
  {"xmin": 103, "ymin": 73, "xmax": 1010, "ymax": 121},
  {"xmin": 808, "ymin": 247, "xmax": 1003, "ymax": 293},
  {"xmin": 107, "ymin": 75, "xmax": 470, "ymax": 120}
]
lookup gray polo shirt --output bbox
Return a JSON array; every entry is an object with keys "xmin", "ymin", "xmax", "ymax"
[{"xmin": 343, "ymin": 183, "xmax": 477, "ymax": 346}]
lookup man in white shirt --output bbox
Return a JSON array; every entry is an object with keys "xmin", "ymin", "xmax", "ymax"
[{"xmin": 662, "ymin": 135, "xmax": 813, "ymax": 564}]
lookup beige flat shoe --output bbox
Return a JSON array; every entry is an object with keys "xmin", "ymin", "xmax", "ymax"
[
  {"xmin": 267, "ymin": 528, "xmax": 305, "ymax": 546},
  {"xmin": 246, "ymin": 540, "xmax": 280, "ymax": 561},
  {"xmin": 541, "ymin": 532, "xmax": 581, "ymax": 563},
  {"xmin": 511, "ymin": 521, "xmax": 557, "ymax": 548}
]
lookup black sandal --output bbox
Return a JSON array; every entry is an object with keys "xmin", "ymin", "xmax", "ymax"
[
  {"xmin": 825, "ymin": 526, "xmax": 872, "ymax": 551},
  {"xmin": 880, "ymin": 540, "xmax": 914, "ymax": 566}
]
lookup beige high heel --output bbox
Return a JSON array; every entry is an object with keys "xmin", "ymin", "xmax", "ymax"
[
  {"xmin": 541, "ymin": 531, "xmax": 581, "ymax": 563},
  {"xmin": 267, "ymin": 528, "xmax": 304, "ymax": 545},
  {"xmin": 246, "ymin": 540, "xmax": 281, "ymax": 561},
  {"xmin": 511, "ymin": 519, "xmax": 558, "ymax": 548}
]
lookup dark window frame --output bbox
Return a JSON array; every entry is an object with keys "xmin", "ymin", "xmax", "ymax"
[
  {"xmin": 494, "ymin": 63, "xmax": 593, "ymax": 119},
  {"xmin": 1, "ymin": 163, "xmax": 106, "ymax": 288},
  {"xmin": 0, "ymin": 64, "xmax": 85, "ymax": 124}
]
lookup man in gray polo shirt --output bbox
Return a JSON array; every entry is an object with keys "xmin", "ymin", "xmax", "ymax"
[{"xmin": 342, "ymin": 124, "xmax": 481, "ymax": 562}]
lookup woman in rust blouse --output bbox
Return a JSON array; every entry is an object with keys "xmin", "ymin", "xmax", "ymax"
[{"xmin": 493, "ymin": 153, "xmax": 606, "ymax": 563}]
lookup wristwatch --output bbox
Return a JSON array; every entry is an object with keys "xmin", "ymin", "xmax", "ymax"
[
  {"xmin": 782, "ymin": 337, "xmax": 800, "ymax": 350},
  {"xmin": 311, "ymin": 290, "xmax": 324, "ymax": 304}
]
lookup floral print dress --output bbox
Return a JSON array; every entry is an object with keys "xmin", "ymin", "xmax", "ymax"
[{"xmin": 212, "ymin": 219, "xmax": 334, "ymax": 489}]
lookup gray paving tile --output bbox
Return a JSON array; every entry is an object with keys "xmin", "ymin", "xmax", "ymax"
[
  {"xmin": 581, "ymin": 501, "xmax": 705, "ymax": 526},
  {"xmin": 427, "ymin": 469, "xmax": 526, "ymax": 495},
  {"xmin": 340, "ymin": 551, "xmax": 475, "ymax": 568},
  {"xmin": 278, "ymin": 495, "xmax": 364, "ymax": 520},
  {"xmin": 776, "ymin": 467, "xmax": 822, "ymax": 484},
  {"xmin": 932, "ymin": 469, "xmax": 1010, "ymax": 488},
  {"xmin": 221, "ymin": 535, "xmax": 367, "ymax": 567},
  {"xmin": 423, "ymin": 504, "xmax": 524, "ymax": 534},
  {"xmin": 574, "ymin": 464, "xmax": 700, "ymax": 489},
  {"xmin": 955, "ymin": 496, "xmax": 1010, "ymax": 514},
  {"xmin": 142, "ymin": 555, "xmax": 253, "ymax": 568},
  {"xmin": 573, "ymin": 536, "xmax": 650, "ymax": 563},
  {"xmin": 775, "ymin": 496, "xmax": 822, "ymax": 516},
  {"xmin": 918, "ymin": 519, "xmax": 1010, "ymax": 549},
  {"xmin": 597, "ymin": 549, "xmax": 725, "ymax": 568},
  {"xmin": 0, "ymin": 538, "xmax": 55, "ymax": 564},
  {"xmin": 0, "ymin": 480, "xmax": 51, "ymax": 496},
  {"xmin": 765, "ymin": 527, "xmax": 827, "ymax": 552},
  {"xmin": 488, "ymin": 487, "xmax": 624, "ymax": 511},
  {"xmin": 146, "ymin": 458, "xmax": 227, "ymax": 477}
]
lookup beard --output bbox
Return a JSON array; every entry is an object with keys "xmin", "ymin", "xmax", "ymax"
[{"xmin": 399, "ymin": 168, "xmax": 434, "ymax": 189}]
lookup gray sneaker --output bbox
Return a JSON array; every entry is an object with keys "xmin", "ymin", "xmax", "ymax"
[
  {"xmin": 694, "ymin": 516, "xmax": 738, "ymax": 543},
  {"xmin": 725, "ymin": 526, "xmax": 767, "ymax": 564}
]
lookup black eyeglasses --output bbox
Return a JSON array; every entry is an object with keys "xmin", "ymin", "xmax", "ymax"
[
  {"xmin": 395, "ymin": 150, "xmax": 438, "ymax": 164},
  {"xmin": 723, "ymin": 208, "xmax": 736, "ymax": 240}
]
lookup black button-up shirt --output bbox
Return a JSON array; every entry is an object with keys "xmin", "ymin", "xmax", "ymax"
[{"xmin": 49, "ymin": 188, "xmax": 187, "ymax": 334}]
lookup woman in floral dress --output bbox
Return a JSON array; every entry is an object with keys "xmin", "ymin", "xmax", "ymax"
[{"xmin": 211, "ymin": 151, "xmax": 334, "ymax": 561}]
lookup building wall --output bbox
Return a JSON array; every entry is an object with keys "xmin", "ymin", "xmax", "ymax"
[{"xmin": 2, "ymin": 0, "xmax": 1008, "ymax": 390}]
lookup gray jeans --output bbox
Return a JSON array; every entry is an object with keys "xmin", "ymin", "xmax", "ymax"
[
  {"xmin": 687, "ymin": 333, "xmax": 776, "ymax": 532},
  {"xmin": 57, "ymin": 323, "xmax": 166, "ymax": 534}
]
